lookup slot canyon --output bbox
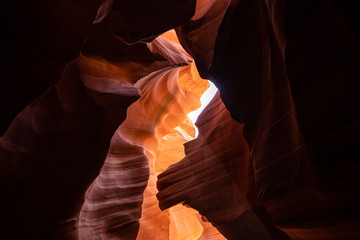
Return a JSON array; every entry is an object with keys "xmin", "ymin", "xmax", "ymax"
[{"xmin": 0, "ymin": 0, "xmax": 359, "ymax": 239}]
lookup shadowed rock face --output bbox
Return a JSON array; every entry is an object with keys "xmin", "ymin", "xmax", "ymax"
[
  {"xmin": 0, "ymin": 57, "xmax": 141, "ymax": 239},
  {"xmin": 1, "ymin": 0, "xmax": 106, "ymax": 135},
  {"xmin": 1, "ymin": 0, "xmax": 360, "ymax": 239},
  {"xmin": 108, "ymin": 0, "xmax": 196, "ymax": 45}
]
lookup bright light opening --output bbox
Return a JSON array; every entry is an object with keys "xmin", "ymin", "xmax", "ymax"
[{"xmin": 187, "ymin": 81, "xmax": 218, "ymax": 137}]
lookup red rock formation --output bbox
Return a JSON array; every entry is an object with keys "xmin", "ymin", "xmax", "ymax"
[
  {"xmin": 176, "ymin": 0, "xmax": 360, "ymax": 239},
  {"xmin": 1, "ymin": 0, "xmax": 360, "ymax": 239},
  {"xmin": 161, "ymin": 0, "xmax": 359, "ymax": 239},
  {"xmin": 0, "ymin": 56, "xmax": 140, "ymax": 239},
  {"xmin": 177, "ymin": 0, "xmax": 308, "ymax": 202},
  {"xmin": 77, "ymin": 20, "xmax": 221, "ymax": 239},
  {"xmin": 157, "ymin": 92, "xmax": 256, "ymax": 221},
  {"xmin": 79, "ymin": 132, "xmax": 149, "ymax": 240},
  {"xmin": 157, "ymin": 91, "xmax": 292, "ymax": 240}
]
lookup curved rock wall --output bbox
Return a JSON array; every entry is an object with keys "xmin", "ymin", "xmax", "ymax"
[{"xmin": 1, "ymin": 0, "xmax": 359, "ymax": 239}]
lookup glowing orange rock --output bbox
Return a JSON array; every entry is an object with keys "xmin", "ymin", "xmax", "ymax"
[
  {"xmin": 157, "ymin": 92, "xmax": 258, "ymax": 222},
  {"xmin": 77, "ymin": 25, "xmax": 223, "ymax": 239}
]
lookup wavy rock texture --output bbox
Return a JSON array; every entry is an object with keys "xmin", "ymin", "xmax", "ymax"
[
  {"xmin": 76, "ymin": 24, "xmax": 224, "ymax": 239},
  {"xmin": 177, "ymin": 0, "xmax": 308, "ymax": 201},
  {"xmin": 1, "ymin": 24, "xmax": 224, "ymax": 238},
  {"xmin": 176, "ymin": 0, "xmax": 360, "ymax": 239},
  {"xmin": 1, "ymin": 0, "xmax": 360, "ymax": 239},
  {"xmin": 157, "ymin": 91, "xmax": 256, "ymax": 222},
  {"xmin": 157, "ymin": 92, "xmax": 292, "ymax": 240},
  {"xmin": 172, "ymin": 0, "xmax": 359, "ymax": 239},
  {"xmin": 119, "ymin": 61, "xmax": 223, "ymax": 240},
  {"xmin": 0, "ymin": 56, "xmax": 140, "ymax": 239},
  {"xmin": 78, "ymin": 132, "xmax": 149, "ymax": 240}
]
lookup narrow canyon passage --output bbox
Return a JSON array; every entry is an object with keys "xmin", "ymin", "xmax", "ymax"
[{"xmin": 1, "ymin": 0, "xmax": 359, "ymax": 239}]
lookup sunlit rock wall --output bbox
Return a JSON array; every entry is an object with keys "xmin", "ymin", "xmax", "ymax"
[
  {"xmin": 76, "ymin": 28, "xmax": 224, "ymax": 239},
  {"xmin": 1, "ymin": 0, "xmax": 360, "ymax": 239}
]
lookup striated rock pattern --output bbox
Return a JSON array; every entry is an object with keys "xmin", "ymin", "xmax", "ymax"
[
  {"xmin": 77, "ymin": 22, "xmax": 223, "ymax": 239},
  {"xmin": 118, "ymin": 60, "xmax": 220, "ymax": 240},
  {"xmin": 79, "ymin": 132, "xmax": 149, "ymax": 240},
  {"xmin": 157, "ymin": 92, "xmax": 291, "ymax": 240},
  {"xmin": 177, "ymin": 0, "xmax": 308, "ymax": 201},
  {"xmin": 157, "ymin": 91, "xmax": 257, "ymax": 222},
  {"xmin": 0, "ymin": 56, "xmax": 141, "ymax": 239},
  {"xmin": 1, "ymin": 0, "xmax": 359, "ymax": 239}
]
